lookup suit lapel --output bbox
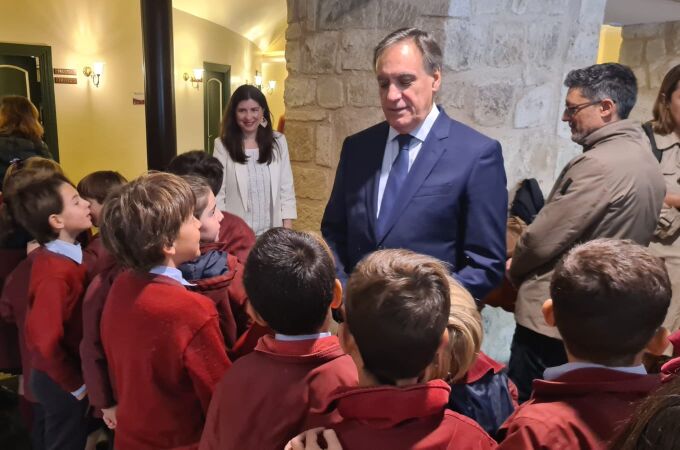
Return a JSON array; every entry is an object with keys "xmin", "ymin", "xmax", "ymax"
[
  {"xmin": 234, "ymin": 161, "xmax": 249, "ymax": 212},
  {"xmin": 365, "ymin": 123, "xmax": 390, "ymax": 242},
  {"xmin": 376, "ymin": 113, "xmax": 450, "ymax": 243}
]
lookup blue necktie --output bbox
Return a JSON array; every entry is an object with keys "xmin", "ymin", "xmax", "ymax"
[{"xmin": 377, "ymin": 134, "xmax": 412, "ymax": 236}]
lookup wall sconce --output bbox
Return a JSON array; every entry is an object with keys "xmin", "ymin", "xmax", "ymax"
[
  {"xmin": 267, "ymin": 80, "xmax": 276, "ymax": 94},
  {"xmin": 183, "ymin": 68, "xmax": 204, "ymax": 89},
  {"xmin": 83, "ymin": 61, "xmax": 104, "ymax": 87},
  {"xmin": 254, "ymin": 70, "xmax": 263, "ymax": 90}
]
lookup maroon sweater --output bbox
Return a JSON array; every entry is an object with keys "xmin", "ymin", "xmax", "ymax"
[
  {"xmin": 217, "ymin": 211, "xmax": 255, "ymax": 264},
  {"xmin": 101, "ymin": 271, "xmax": 231, "ymax": 450},
  {"xmin": 26, "ymin": 248, "xmax": 87, "ymax": 392}
]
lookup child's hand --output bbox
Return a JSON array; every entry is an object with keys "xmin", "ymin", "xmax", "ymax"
[
  {"xmin": 102, "ymin": 405, "xmax": 118, "ymax": 429},
  {"xmin": 285, "ymin": 428, "xmax": 342, "ymax": 450}
]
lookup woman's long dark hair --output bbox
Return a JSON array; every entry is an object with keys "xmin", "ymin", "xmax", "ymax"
[{"xmin": 219, "ymin": 84, "xmax": 276, "ymax": 165}]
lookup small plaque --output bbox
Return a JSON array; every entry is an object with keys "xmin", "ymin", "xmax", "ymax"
[
  {"xmin": 55, "ymin": 77, "xmax": 77, "ymax": 84},
  {"xmin": 54, "ymin": 68, "xmax": 77, "ymax": 76},
  {"xmin": 133, "ymin": 92, "xmax": 144, "ymax": 105}
]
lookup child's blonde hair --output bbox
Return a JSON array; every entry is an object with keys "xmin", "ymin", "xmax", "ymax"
[{"xmin": 424, "ymin": 276, "xmax": 483, "ymax": 382}]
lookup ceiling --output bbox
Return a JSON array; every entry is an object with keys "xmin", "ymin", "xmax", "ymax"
[
  {"xmin": 605, "ymin": 0, "xmax": 680, "ymax": 25},
  {"xmin": 172, "ymin": 0, "xmax": 287, "ymax": 51},
  {"xmin": 172, "ymin": 0, "xmax": 680, "ymax": 51}
]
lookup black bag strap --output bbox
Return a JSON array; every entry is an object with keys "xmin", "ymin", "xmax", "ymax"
[{"xmin": 642, "ymin": 121, "xmax": 663, "ymax": 163}]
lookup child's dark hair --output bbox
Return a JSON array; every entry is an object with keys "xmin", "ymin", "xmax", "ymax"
[
  {"xmin": 100, "ymin": 172, "xmax": 195, "ymax": 272},
  {"xmin": 243, "ymin": 228, "xmax": 336, "ymax": 335},
  {"xmin": 77, "ymin": 171, "xmax": 127, "ymax": 204},
  {"xmin": 2, "ymin": 171, "xmax": 72, "ymax": 244},
  {"xmin": 166, "ymin": 150, "xmax": 224, "ymax": 196},
  {"xmin": 609, "ymin": 375, "xmax": 680, "ymax": 450},
  {"xmin": 345, "ymin": 249, "xmax": 450, "ymax": 384},
  {"xmin": 551, "ymin": 239, "xmax": 671, "ymax": 366}
]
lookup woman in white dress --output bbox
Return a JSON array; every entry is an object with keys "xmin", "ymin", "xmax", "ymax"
[{"xmin": 213, "ymin": 85, "xmax": 296, "ymax": 236}]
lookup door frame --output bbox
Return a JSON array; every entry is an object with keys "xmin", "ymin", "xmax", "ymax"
[
  {"xmin": 203, "ymin": 62, "xmax": 230, "ymax": 154},
  {"xmin": 0, "ymin": 43, "xmax": 59, "ymax": 161}
]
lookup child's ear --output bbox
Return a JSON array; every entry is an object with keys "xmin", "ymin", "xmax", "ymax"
[
  {"xmin": 162, "ymin": 241, "xmax": 176, "ymax": 258},
  {"xmin": 646, "ymin": 327, "xmax": 670, "ymax": 356},
  {"xmin": 48, "ymin": 213, "xmax": 64, "ymax": 232},
  {"xmin": 330, "ymin": 279, "xmax": 343, "ymax": 309},
  {"xmin": 245, "ymin": 301, "xmax": 268, "ymax": 328},
  {"xmin": 439, "ymin": 328, "xmax": 449, "ymax": 353},
  {"xmin": 542, "ymin": 299, "xmax": 556, "ymax": 327}
]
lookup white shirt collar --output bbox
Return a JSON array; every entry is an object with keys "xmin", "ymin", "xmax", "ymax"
[
  {"xmin": 44, "ymin": 239, "xmax": 83, "ymax": 264},
  {"xmin": 386, "ymin": 104, "xmax": 440, "ymax": 144},
  {"xmin": 275, "ymin": 332, "xmax": 332, "ymax": 341},
  {"xmin": 543, "ymin": 361, "xmax": 647, "ymax": 381},
  {"xmin": 149, "ymin": 265, "xmax": 195, "ymax": 286}
]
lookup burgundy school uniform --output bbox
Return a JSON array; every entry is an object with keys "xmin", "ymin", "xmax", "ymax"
[
  {"xmin": 0, "ymin": 250, "xmax": 39, "ymax": 399},
  {"xmin": 25, "ymin": 247, "xmax": 87, "ymax": 393},
  {"xmin": 330, "ymin": 379, "xmax": 497, "ymax": 450},
  {"xmin": 82, "ymin": 233, "xmax": 116, "ymax": 282},
  {"xmin": 217, "ymin": 211, "xmax": 255, "ymax": 263},
  {"xmin": 79, "ymin": 263, "xmax": 123, "ymax": 412},
  {"xmin": 187, "ymin": 242, "xmax": 249, "ymax": 349},
  {"xmin": 497, "ymin": 368, "xmax": 661, "ymax": 450},
  {"xmin": 101, "ymin": 270, "xmax": 231, "ymax": 450},
  {"xmin": 199, "ymin": 335, "xmax": 357, "ymax": 450},
  {"xmin": 228, "ymin": 322, "xmax": 273, "ymax": 361}
]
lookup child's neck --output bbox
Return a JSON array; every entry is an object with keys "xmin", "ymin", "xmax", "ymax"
[
  {"xmin": 56, "ymin": 229, "xmax": 81, "ymax": 244},
  {"xmin": 356, "ymin": 368, "xmax": 419, "ymax": 388}
]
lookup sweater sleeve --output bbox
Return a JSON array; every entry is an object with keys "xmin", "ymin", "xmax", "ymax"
[
  {"xmin": 26, "ymin": 276, "xmax": 83, "ymax": 392},
  {"xmin": 183, "ymin": 317, "xmax": 231, "ymax": 413},
  {"xmin": 276, "ymin": 134, "xmax": 298, "ymax": 220},
  {"xmin": 213, "ymin": 138, "xmax": 230, "ymax": 212}
]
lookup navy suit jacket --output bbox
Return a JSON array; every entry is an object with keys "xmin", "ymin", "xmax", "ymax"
[{"xmin": 321, "ymin": 110, "xmax": 507, "ymax": 300}]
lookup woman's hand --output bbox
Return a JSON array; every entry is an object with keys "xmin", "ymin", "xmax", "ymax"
[{"xmin": 285, "ymin": 428, "xmax": 342, "ymax": 450}]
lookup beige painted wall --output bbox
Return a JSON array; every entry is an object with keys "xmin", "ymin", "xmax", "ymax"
[
  {"xmin": 173, "ymin": 10, "xmax": 261, "ymax": 154},
  {"xmin": 262, "ymin": 60, "xmax": 287, "ymax": 128},
  {"xmin": 0, "ymin": 0, "xmax": 147, "ymax": 184}
]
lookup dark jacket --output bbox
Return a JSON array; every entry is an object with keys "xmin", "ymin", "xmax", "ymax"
[{"xmin": 0, "ymin": 135, "xmax": 51, "ymax": 183}]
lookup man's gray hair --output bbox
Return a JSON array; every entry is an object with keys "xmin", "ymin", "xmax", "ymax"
[
  {"xmin": 373, "ymin": 28, "xmax": 442, "ymax": 75},
  {"xmin": 564, "ymin": 63, "xmax": 638, "ymax": 119}
]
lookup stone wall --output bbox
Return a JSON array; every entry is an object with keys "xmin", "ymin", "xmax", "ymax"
[
  {"xmin": 285, "ymin": 0, "xmax": 607, "ymax": 231},
  {"xmin": 619, "ymin": 21, "xmax": 680, "ymax": 123}
]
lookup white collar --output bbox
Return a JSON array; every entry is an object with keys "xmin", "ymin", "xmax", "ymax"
[
  {"xmin": 387, "ymin": 104, "xmax": 440, "ymax": 144},
  {"xmin": 274, "ymin": 332, "xmax": 332, "ymax": 341},
  {"xmin": 543, "ymin": 361, "xmax": 647, "ymax": 381},
  {"xmin": 44, "ymin": 239, "xmax": 83, "ymax": 264},
  {"xmin": 149, "ymin": 265, "xmax": 195, "ymax": 286}
]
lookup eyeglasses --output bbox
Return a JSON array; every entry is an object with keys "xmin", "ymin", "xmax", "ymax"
[{"xmin": 563, "ymin": 100, "xmax": 602, "ymax": 118}]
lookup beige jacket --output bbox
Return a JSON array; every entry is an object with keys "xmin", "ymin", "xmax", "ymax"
[
  {"xmin": 510, "ymin": 119, "xmax": 666, "ymax": 339},
  {"xmin": 213, "ymin": 132, "xmax": 297, "ymax": 228}
]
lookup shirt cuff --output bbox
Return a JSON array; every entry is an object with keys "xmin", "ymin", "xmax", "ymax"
[{"xmin": 71, "ymin": 384, "xmax": 87, "ymax": 399}]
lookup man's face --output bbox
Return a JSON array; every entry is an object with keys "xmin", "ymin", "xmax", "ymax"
[
  {"xmin": 562, "ymin": 88, "xmax": 605, "ymax": 145},
  {"xmin": 376, "ymin": 39, "xmax": 441, "ymax": 134}
]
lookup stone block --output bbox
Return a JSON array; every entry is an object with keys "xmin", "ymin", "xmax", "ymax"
[
  {"xmin": 472, "ymin": 83, "xmax": 515, "ymax": 127},
  {"xmin": 438, "ymin": 77, "xmax": 467, "ymax": 110},
  {"xmin": 414, "ymin": 16, "xmax": 447, "ymax": 48},
  {"xmin": 346, "ymin": 73, "xmax": 380, "ymax": 107},
  {"xmin": 526, "ymin": 22, "xmax": 561, "ymax": 69},
  {"xmin": 671, "ymin": 22, "xmax": 680, "ymax": 55},
  {"xmin": 341, "ymin": 30, "xmax": 383, "ymax": 71},
  {"xmin": 622, "ymin": 23, "xmax": 666, "ymax": 40},
  {"xmin": 524, "ymin": 0, "xmax": 565, "ymax": 15},
  {"xmin": 448, "ymin": 0, "xmax": 472, "ymax": 18},
  {"xmin": 333, "ymin": 107, "xmax": 385, "ymax": 145},
  {"xmin": 566, "ymin": 30, "xmax": 600, "ymax": 65},
  {"xmin": 284, "ymin": 77, "xmax": 316, "ymax": 107},
  {"xmin": 315, "ymin": 125, "xmax": 334, "ymax": 167},
  {"xmin": 444, "ymin": 19, "xmax": 483, "ymax": 72},
  {"xmin": 318, "ymin": 0, "xmax": 378, "ymax": 30},
  {"xmin": 293, "ymin": 166, "xmax": 330, "ymax": 200},
  {"xmin": 316, "ymin": 77, "xmax": 344, "ymax": 109},
  {"xmin": 286, "ymin": 42, "xmax": 302, "ymax": 73},
  {"xmin": 645, "ymin": 38, "xmax": 667, "ymax": 64},
  {"xmin": 474, "ymin": 0, "xmax": 510, "ymax": 15},
  {"xmin": 302, "ymin": 32, "xmax": 340, "ymax": 74},
  {"xmin": 618, "ymin": 39, "xmax": 644, "ymax": 68},
  {"xmin": 285, "ymin": 108, "xmax": 330, "ymax": 122},
  {"xmin": 577, "ymin": 0, "xmax": 606, "ymax": 27},
  {"xmin": 293, "ymin": 198, "xmax": 327, "ymax": 231},
  {"xmin": 650, "ymin": 57, "xmax": 680, "ymax": 90},
  {"xmin": 632, "ymin": 66, "xmax": 649, "ymax": 90},
  {"xmin": 286, "ymin": 23, "xmax": 302, "ymax": 41},
  {"xmin": 514, "ymin": 84, "xmax": 554, "ymax": 129},
  {"xmin": 377, "ymin": 0, "xmax": 420, "ymax": 29},
  {"xmin": 484, "ymin": 22, "xmax": 525, "ymax": 68},
  {"xmin": 285, "ymin": 122, "xmax": 315, "ymax": 162}
]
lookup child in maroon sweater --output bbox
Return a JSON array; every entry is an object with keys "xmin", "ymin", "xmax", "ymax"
[
  {"xmin": 291, "ymin": 249, "xmax": 497, "ymax": 450},
  {"xmin": 199, "ymin": 228, "xmax": 357, "ymax": 450},
  {"xmin": 497, "ymin": 239, "xmax": 670, "ymax": 450},
  {"xmin": 4, "ymin": 171, "xmax": 93, "ymax": 450},
  {"xmin": 99, "ymin": 172, "xmax": 230, "ymax": 450}
]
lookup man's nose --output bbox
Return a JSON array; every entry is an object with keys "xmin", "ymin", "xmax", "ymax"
[{"xmin": 386, "ymin": 83, "xmax": 401, "ymax": 102}]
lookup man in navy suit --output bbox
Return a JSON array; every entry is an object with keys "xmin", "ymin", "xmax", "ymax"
[{"xmin": 321, "ymin": 28, "xmax": 507, "ymax": 300}]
